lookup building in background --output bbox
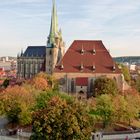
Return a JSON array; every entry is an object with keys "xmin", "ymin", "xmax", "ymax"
[{"xmin": 0, "ymin": 57, "xmax": 17, "ymax": 79}]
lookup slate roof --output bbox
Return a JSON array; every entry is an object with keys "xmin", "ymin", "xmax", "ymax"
[
  {"xmin": 54, "ymin": 40, "xmax": 121, "ymax": 74},
  {"xmin": 23, "ymin": 46, "xmax": 46, "ymax": 57}
]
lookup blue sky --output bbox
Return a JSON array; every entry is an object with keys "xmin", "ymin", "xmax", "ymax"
[{"xmin": 0, "ymin": 0, "xmax": 140, "ymax": 57}]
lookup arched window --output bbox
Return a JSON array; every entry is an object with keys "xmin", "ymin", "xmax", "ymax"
[
  {"xmin": 71, "ymin": 79, "xmax": 75, "ymax": 93},
  {"xmin": 90, "ymin": 79, "xmax": 94, "ymax": 93}
]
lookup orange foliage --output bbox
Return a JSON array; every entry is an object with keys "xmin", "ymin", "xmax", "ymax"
[
  {"xmin": 31, "ymin": 77, "xmax": 48, "ymax": 91},
  {"xmin": 1, "ymin": 85, "xmax": 34, "ymax": 106}
]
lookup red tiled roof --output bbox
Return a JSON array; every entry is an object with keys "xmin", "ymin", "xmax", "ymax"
[
  {"xmin": 76, "ymin": 77, "xmax": 88, "ymax": 86},
  {"xmin": 54, "ymin": 40, "xmax": 121, "ymax": 74}
]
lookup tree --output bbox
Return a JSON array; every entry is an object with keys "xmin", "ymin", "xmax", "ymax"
[
  {"xmin": 0, "ymin": 85, "xmax": 35, "ymax": 125},
  {"xmin": 96, "ymin": 94, "xmax": 115, "ymax": 128},
  {"xmin": 30, "ymin": 96, "xmax": 93, "ymax": 140},
  {"xmin": 31, "ymin": 77, "xmax": 48, "ymax": 91},
  {"xmin": 93, "ymin": 77, "xmax": 118, "ymax": 96},
  {"xmin": 31, "ymin": 72, "xmax": 59, "ymax": 91},
  {"xmin": 118, "ymin": 64, "xmax": 131, "ymax": 83},
  {"xmin": 124, "ymin": 94, "xmax": 140, "ymax": 125},
  {"xmin": 34, "ymin": 90, "xmax": 74, "ymax": 111},
  {"xmin": 113, "ymin": 95, "xmax": 128, "ymax": 123}
]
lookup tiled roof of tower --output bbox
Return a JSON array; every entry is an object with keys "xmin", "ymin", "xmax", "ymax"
[
  {"xmin": 54, "ymin": 40, "xmax": 121, "ymax": 74},
  {"xmin": 23, "ymin": 46, "xmax": 46, "ymax": 57}
]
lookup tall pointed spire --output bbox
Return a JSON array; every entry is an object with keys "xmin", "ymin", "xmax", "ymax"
[{"xmin": 48, "ymin": 0, "xmax": 59, "ymax": 46}]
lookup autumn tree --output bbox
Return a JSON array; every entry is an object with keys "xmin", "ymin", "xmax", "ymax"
[
  {"xmin": 30, "ymin": 96, "xmax": 93, "ymax": 140},
  {"xmin": 113, "ymin": 95, "xmax": 128, "ymax": 123},
  {"xmin": 93, "ymin": 77, "xmax": 118, "ymax": 96},
  {"xmin": 118, "ymin": 64, "xmax": 131, "ymax": 83},
  {"xmin": 0, "ymin": 85, "xmax": 35, "ymax": 125},
  {"xmin": 124, "ymin": 94, "xmax": 140, "ymax": 125},
  {"xmin": 96, "ymin": 94, "xmax": 115, "ymax": 128},
  {"xmin": 30, "ymin": 72, "xmax": 58, "ymax": 91}
]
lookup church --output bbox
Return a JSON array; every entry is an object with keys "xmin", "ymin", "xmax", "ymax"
[
  {"xmin": 17, "ymin": 0, "xmax": 65, "ymax": 78},
  {"xmin": 17, "ymin": 0, "xmax": 124, "ymax": 96}
]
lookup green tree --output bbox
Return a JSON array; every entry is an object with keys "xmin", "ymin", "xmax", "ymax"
[
  {"xmin": 96, "ymin": 94, "xmax": 115, "ymax": 128},
  {"xmin": 125, "ymin": 94, "xmax": 140, "ymax": 125},
  {"xmin": 30, "ymin": 96, "xmax": 93, "ymax": 140},
  {"xmin": 34, "ymin": 90, "xmax": 74, "ymax": 110},
  {"xmin": 93, "ymin": 77, "xmax": 118, "ymax": 96},
  {"xmin": 113, "ymin": 95, "xmax": 128, "ymax": 123},
  {"xmin": 118, "ymin": 64, "xmax": 131, "ymax": 83}
]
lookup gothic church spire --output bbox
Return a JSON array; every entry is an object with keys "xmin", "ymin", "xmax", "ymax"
[{"xmin": 48, "ymin": 0, "xmax": 59, "ymax": 46}]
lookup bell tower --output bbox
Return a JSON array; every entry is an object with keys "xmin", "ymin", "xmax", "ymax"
[{"xmin": 46, "ymin": 0, "xmax": 65, "ymax": 74}]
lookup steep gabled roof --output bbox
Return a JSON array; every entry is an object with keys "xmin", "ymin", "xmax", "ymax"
[
  {"xmin": 23, "ymin": 46, "xmax": 46, "ymax": 57},
  {"xmin": 54, "ymin": 40, "xmax": 121, "ymax": 74}
]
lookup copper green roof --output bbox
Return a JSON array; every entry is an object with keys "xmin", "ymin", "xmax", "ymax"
[{"xmin": 47, "ymin": 0, "xmax": 59, "ymax": 46}]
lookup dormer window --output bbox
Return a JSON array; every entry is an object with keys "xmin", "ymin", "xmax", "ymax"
[
  {"xmin": 113, "ymin": 64, "xmax": 116, "ymax": 72},
  {"xmin": 80, "ymin": 62, "xmax": 84, "ymax": 71},
  {"xmin": 81, "ymin": 46, "xmax": 84, "ymax": 55},
  {"xmin": 60, "ymin": 62, "xmax": 64, "ymax": 71},
  {"xmin": 92, "ymin": 48, "xmax": 96, "ymax": 55},
  {"xmin": 92, "ymin": 65, "xmax": 96, "ymax": 72}
]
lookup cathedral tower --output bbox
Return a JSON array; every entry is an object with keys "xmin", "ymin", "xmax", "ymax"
[{"xmin": 46, "ymin": 0, "xmax": 65, "ymax": 74}]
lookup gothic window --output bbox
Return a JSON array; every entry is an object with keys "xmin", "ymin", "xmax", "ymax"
[
  {"xmin": 30, "ymin": 63, "xmax": 33, "ymax": 74},
  {"xmin": 57, "ymin": 48, "xmax": 61, "ymax": 63},
  {"xmin": 26, "ymin": 63, "xmax": 28, "ymax": 74},
  {"xmin": 90, "ymin": 79, "xmax": 94, "ymax": 93},
  {"xmin": 35, "ymin": 63, "xmax": 38, "ymax": 73},
  {"xmin": 71, "ymin": 79, "xmax": 75, "ymax": 93}
]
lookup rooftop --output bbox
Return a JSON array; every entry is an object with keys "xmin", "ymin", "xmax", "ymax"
[{"xmin": 54, "ymin": 40, "xmax": 121, "ymax": 74}]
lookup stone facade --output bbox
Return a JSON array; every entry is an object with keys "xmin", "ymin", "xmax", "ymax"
[
  {"xmin": 17, "ymin": 56, "xmax": 45, "ymax": 79},
  {"xmin": 46, "ymin": 36, "xmax": 65, "ymax": 74},
  {"xmin": 53, "ymin": 72, "xmax": 123, "ymax": 97}
]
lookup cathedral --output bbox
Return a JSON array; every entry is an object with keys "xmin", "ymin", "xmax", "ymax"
[
  {"xmin": 17, "ymin": 0, "xmax": 125, "ymax": 96},
  {"xmin": 17, "ymin": 0, "xmax": 65, "ymax": 78}
]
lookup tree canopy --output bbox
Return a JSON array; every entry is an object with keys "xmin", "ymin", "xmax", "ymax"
[{"xmin": 93, "ymin": 77, "xmax": 118, "ymax": 96}]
